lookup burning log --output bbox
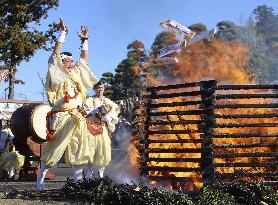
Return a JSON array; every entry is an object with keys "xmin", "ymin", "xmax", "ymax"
[
  {"xmin": 146, "ymin": 82, "xmax": 201, "ymax": 91},
  {"xmin": 214, "ymin": 161, "xmax": 278, "ymax": 167},
  {"xmin": 138, "ymin": 157, "xmax": 201, "ymax": 163},
  {"xmin": 149, "ymin": 100, "xmax": 202, "ymax": 108},
  {"xmin": 139, "ymin": 139, "xmax": 202, "ymax": 144},
  {"xmin": 216, "ymin": 93, "xmax": 278, "ymax": 99},
  {"xmin": 216, "ymin": 103, "xmax": 278, "ymax": 108},
  {"xmin": 207, "ymin": 133, "xmax": 278, "ymax": 138},
  {"xmin": 217, "ymin": 84, "xmax": 278, "ymax": 90},
  {"xmin": 140, "ymin": 148, "xmax": 202, "ymax": 154},
  {"xmin": 214, "ymin": 113, "xmax": 278, "ymax": 118}
]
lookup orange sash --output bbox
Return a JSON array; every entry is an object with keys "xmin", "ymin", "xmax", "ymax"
[{"xmin": 86, "ymin": 119, "xmax": 103, "ymax": 135}]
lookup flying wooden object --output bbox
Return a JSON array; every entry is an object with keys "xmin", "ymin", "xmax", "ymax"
[
  {"xmin": 160, "ymin": 19, "xmax": 196, "ymax": 37},
  {"xmin": 159, "ymin": 19, "xmax": 218, "ymax": 60}
]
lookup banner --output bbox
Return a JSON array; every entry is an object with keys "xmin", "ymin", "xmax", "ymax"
[{"xmin": 0, "ymin": 69, "xmax": 9, "ymax": 84}]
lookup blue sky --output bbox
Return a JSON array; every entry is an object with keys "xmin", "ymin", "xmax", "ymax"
[{"xmin": 1, "ymin": 0, "xmax": 277, "ymax": 100}]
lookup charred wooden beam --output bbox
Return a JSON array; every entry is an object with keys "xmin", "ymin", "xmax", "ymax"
[
  {"xmin": 132, "ymin": 120, "xmax": 146, "ymax": 126},
  {"xmin": 215, "ymin": 103, "xmax": 278, "ymax": 109},
  {"xmin": 213, "ymin": 143, "xmax": 278, "ymax": 148},
  {"xmin": 214, "ymin": 113, "xmax": 278, "ymax": 119},
  {"xmin": 131, "ymin": 130, "xmax": 146, "ymax": 140},
  {"xmin": 139, "ymin": 157, "xmax": 201, "ymax": 163},
  {"xmin": 141, "ymin": 166, "xmax": 202, "ymax": 172},
  {"xmin": 148, "ymin": 120, "xmax": 204, "ymax": 125},
  {"xmin": 144, "ymin": 91, "xmax": 202, "ymax": 99},
  {"xmin": 133, "ymin": 110, "xmax": 147, "ymax": 116},
  {"xmin": 139, "ymin": 139, "xmax": 202, "ymax": 144},
  {"xmin": 216, "ymin": 93, "xmax": 278, "ymax": 99},
  {"xmin": 217, "ymin": 84, "xmax": 278, "ymax": 90},
  {"xmin": 214, "ymin": 172, "xmax": 278, "ymax": 178},
  {"xmin": 214, "ymin": 161, "xmax": 278, "ymax": 167},
  {"xmin": 212, "ymin": 181, "xmax": 278, "ymax": 187},
  {"xmin": 142, "ymin": 148, "xmax": 202, "ymax": 153},
  {"xmin": 213, "ymin": 123, "xmax": 278, "ymax": 128},
  {"xmin": 200, "ymin": 80, "xmax": 217, "ymax": 185},
  {"xmin": 150, "ymin": 109, "xmax": 209, "ymax": 116},
  {"xmin": 146, "ymin": 82, "xmax": 201, "ymax": 92},
  {"xmin": 212, "ymin": 152, "xmax": 278, "ymax": 158},
  {"xmin": 139, "ymin": 90, "xmax": 155, "ymax": 176},
  {"xmin": 149, "ymin": 100, "xmax": 202, "ymax": 108},
  {"xmin": 206, "ymin": 133, "xmax": 278, "ymax": 138},
  {"xmin": 147, "ymin": 175, "xmax": 201, "ymax": 182},
  {"xmin": 147, "ymin": 130, "xmax": 200, "ymax": 135}
]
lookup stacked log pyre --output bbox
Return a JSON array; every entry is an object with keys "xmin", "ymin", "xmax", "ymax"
[
  {"xmin": 132, "ymin": 100, "xmax": 148, "ymax": 142},
  {"xmin": 131, "ymin": 80, "xmax": 278, "ymax": 191}
]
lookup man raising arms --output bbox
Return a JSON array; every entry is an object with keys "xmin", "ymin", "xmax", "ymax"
[{"xmin": 36, "ymin": 18, "xmax": 97, "ymax": 190}]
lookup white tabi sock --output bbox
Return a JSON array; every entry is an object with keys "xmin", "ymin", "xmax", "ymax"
[
  {"xmin": 98, "ymin": 167, "xmax": 105, "ymax": 178},
  {"xmin": 36, "ymin": 161, "xmax": 49, "ymax": 190},
  {"xmin": 85, "ymin": 164, "xmax": 94, "ymax": 180},
  {"xmin": 72, "ymin": 165, "xmax": 83, "ymax": 181},
  {"xmin": 8, "ymin": 167, "xmax": 15, "ymax": 179}
]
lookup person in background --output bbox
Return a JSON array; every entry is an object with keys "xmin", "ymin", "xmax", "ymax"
[
  {"xmin": 84, "ymin": 81, "xmax": 120, "ymax": 179},
  {"xmin": 0, "ymin": 140, "xmax": 25, "ymax": 180}
]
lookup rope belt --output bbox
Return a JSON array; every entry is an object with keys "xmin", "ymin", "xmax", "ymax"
[{"xmin": 46, "ymin": 108, "xmax": 78, "ymax": 141}]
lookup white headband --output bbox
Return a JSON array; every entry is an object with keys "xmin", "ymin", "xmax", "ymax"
[{"xmin": 60, "ymin": 53, "xmax": 73, "ymax": 60}]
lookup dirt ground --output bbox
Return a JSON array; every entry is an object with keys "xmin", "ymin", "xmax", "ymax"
[
  {"xmin": 0, "ymin": 166, "xmax": 88, "ymax": 204},
  {"xmin": 0, "ymin": 181, "xmax": 66, "ymax": 205},
  {"xmin": 0, "ymin": 150, "xmax": 129, "ymax": 204}
]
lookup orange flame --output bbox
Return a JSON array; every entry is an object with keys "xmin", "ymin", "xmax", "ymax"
[{"xmin": 130, "ymin": 39, "xmax": 278, "ymax": 190}]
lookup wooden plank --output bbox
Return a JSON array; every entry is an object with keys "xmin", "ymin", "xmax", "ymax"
[
  {"xmin": 214, "ymin": 113, "xmax": 278, "ymax": 119},
  {"xmin": 216, "ymin": 93, "xmax": 278, "ymax": 99},
  {"xmin": 147, "ymin": 175, "xmax": 201, "ymax": 182},
  {"xmin": 145, "ymin": 91, "xmax": 202, "ymax": 99},
  {"xmin": 141, "ymin": 139, "xmax": 202, "ymax": 143},
  {"xmin": 212, "ymin": 152, "xmax": 278, "ymax": 158},
  {"xmin": 217, "ymin": 84, "xmax": 278, "ymax": 90},
  {"xmin": 142, "ymin": 157, "xmax": 201, "ymax": 163},
  {"xmin": 147, "ymin": 130, "xmax": 200, "ymax": 135},
  {"xmin": 213, "ymin": 123, "xmax": 278, "ymax": 128},
  {"xmin": 213, "ymin": 143, "xmax": 278, "ymax": 148},
  {"xmin": 215, "ymin": 172, "xmax": 278, "ymax": 178},
  {"xmin": 149, "ymin": 120, "xmax": 204, "ymax": 125},
  {"xmin": 144, "ymin": 148, "xmax": 201, "ymax": 153},
  {"xmin": 146, "ymin": 82, "xmax": 201, "ymax": 91},
  {"xmin": 149, "ymin": 100, "xmax": 202, "ymax": 108},
  {"xmin": 215, "ymin": 103, "xmax": 278, "ymax": 109},
  {"xmin": 214, "ymin": 161, "xmax": 278, "ymax": 167},
  {"xmin": 206, "ymin": 133, "xmax": 278, "ymax": 138},
  {"xmin": 142, "ymin": 166, "xmax": 201, "ymax": 172}
]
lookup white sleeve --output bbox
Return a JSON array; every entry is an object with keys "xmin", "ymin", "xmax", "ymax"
[{"xmin": 75, "ymin": 58, "xmax": 98, "ymax": 89}]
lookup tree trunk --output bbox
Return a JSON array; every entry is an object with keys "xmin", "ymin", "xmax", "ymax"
[{"xmin": 8, "ymin": 65, "xmax": 16, "ymax": 99}]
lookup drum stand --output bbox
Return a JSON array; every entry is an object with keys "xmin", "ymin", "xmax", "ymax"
[{"xmin": 18, "ymin": 142, "xmax": 55, "ymax": 181}]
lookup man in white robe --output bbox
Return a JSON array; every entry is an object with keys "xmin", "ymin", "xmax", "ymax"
[
  {"xmin": 36, "ymin": 18, "xmax": 97, "ymax": 190},
  {"xmin": 84, "ymin": 82, "xmax": 120, "ymax": 179}
]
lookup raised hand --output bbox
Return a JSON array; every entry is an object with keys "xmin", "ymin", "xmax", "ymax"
[
  {"xmin": 59, "ymin": 18, "xmax": 68, "ymax": 32},
  {"xmin": 77, "ymin": 26, "xmax": 89, "ymax": 41}
]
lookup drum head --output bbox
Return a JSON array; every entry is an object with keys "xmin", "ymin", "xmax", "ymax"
[{"xmin": 30, "ymin": 104, "xmax": 52, "ymax": 143}]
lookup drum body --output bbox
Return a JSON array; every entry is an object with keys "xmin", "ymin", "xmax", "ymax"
[{"xmin": 11, "ymin": 103, "xmax": 51, "ymax": 155}]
